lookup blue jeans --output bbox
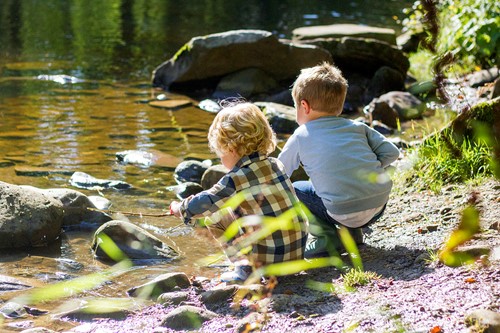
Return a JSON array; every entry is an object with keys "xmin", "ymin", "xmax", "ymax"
[{"xmin": 293, "ymin": 180, "xmax": 385, "ymax": 235}]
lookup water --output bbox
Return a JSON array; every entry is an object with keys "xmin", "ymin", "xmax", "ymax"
[{"xmin": 0, "ymin": 0, "xmax": 414, "ymax": 329}]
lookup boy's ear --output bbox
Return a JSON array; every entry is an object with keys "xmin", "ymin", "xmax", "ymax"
[{"xmin": 300, "ymin": 99, "xmax": 312, "ymax": 113}]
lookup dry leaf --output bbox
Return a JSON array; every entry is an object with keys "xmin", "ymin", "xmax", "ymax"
[
  {"xmin": 149, "ymin": 99, "xmax": 191, "ymax": 109},
  {"xmin": 430, "ymin": 326, "xmax": 443, "ymax": 333}
]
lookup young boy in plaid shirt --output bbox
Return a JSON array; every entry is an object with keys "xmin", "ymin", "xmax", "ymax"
[{"xmin": 169, "ymin": 102, "xmax": 308, "ymax": 282}]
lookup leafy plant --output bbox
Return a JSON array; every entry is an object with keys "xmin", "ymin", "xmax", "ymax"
[
  {"xmin": 424, "ymin": 248, "xmax": 440, "ymax": 264},
  {"xmin": 437, "ymin": 0, "xmax": 500, "ymax": 69},
  {"xmin": 342, "ymin": 268, "xmax": 380, "ymax": 291},
  {"xmin": 402, "ymin": 0, "xmax": 499, "ymax": 77},
  {"xmin": 439, "ymin": 205, "xmax": 481, "ymax": 266}
]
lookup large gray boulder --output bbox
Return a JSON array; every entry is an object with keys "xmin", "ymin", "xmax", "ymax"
[
  {"xmin": 19, "ymin": 187, "xmax": 111, "ymax": 227},
  {"xmin": 0, "ymin": 181, "xmax": 63, "ymax": 248},
  {"xmin": 152, "ymin": 29, "xmax": 332, "ymax": 90},
  {"xmin": 306, "ymin": 37, "xmax": 409, "ymax": 75}
]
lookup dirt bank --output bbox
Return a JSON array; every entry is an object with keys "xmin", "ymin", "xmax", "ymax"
[{"xmin": 79, "ymin": 177, "xmax": 499, "ymax": 333}]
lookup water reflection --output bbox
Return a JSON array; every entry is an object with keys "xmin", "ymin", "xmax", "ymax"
[{"xmin": 0, "ymin": 0, "xmax": 413, "ymax": 80}]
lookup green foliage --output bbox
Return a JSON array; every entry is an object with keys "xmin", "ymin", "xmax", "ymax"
[
  {"xmin": 408, "ymin": 50, "xmax": 434, "ymax": 81},
  {"xmin": 405, "ymin": 99, "xmax": 499, "ymax": 192},
  {"xmin": 439, "ymin": 206, "xmax": 481, "ymax": 266},
  {"xmin": 424, "ymin": 248, "xmax": 440, "ymax": 264},
  {"xmin": 402, "ymin": 0, "xmax": 499, "ymax": 75},
  {"xmin": 342, "ymin": 268, "xmax": 380, "ymax": 291},
  {"xmin": 437, "ymin": 0, "xmax": 500, "ymax": 69}
]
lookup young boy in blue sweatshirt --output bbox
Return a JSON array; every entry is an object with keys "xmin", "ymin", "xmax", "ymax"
[{"xmin": 278, "ymin": 62, "xmax": 400, "ymax": 257}]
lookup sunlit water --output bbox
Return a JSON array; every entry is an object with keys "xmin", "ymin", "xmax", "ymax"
[{"xmin": 0, "ymin": 0, "xmax": 421, "ymax": 330}]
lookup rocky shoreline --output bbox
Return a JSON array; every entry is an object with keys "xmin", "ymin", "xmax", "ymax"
[
  {"xmin": 1, "ymin": 175, "xmax": 498, "ymax": 333},
  {"xmin": 88, "ymin": 178, "xmax": 500, "ymax": 333}
]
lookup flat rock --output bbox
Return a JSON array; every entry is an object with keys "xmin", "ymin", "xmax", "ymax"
[{"xmin": 293, "ymin": 24, "xmax": 397, "ymax": 45}]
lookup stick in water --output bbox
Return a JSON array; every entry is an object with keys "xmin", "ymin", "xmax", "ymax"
[{"xmin": 87, "ymin": 207, "xmax": 173, "ymax": 217}]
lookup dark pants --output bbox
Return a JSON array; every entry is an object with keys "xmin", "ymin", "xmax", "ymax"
[{"xmin": 293, "ymin": 180, "xmax": 386, "ymax": 237}]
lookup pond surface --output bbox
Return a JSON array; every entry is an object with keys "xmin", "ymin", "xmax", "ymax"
[{"xmin": 0, "ymin": 0, "xmax": 417, "ymax": 329}]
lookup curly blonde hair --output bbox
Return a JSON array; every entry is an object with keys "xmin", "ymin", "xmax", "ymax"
[
  {"xmin": 208, "ymin": 102, "xmax": 276, "ymax": 157},
  {"xmin": 292, "ymin": 62, "xmax": 348, "ymax": 116}
]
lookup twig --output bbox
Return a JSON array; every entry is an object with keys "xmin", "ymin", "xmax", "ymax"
[{"xmin": 87, "ymin": 207, "xmax": 173, "ymax": 217}]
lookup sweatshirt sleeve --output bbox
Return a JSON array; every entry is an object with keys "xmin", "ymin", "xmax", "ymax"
[
  {"xmin": 277, "ymin": 133, "xmax": 301, "ymax": 176},
  {"xmin": 179, "ymin": 175, "xmax": 236, "ymax": 224},
  {"xmin": 365, "ymin": 126, "xmax": 400, "ymax": 168}
]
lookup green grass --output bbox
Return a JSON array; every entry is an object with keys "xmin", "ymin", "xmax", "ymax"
[
  {"xmin": 342, "ymin": 268, "xmax": 380, "ymax": 291},
  {"xmin": 400, "ymin": 132, "xmax": 492, "ymax": 193}
]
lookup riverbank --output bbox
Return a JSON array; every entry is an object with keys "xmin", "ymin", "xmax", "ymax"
[{"xmin": 62, "ymin": 176, "xmax": 499, "ymax": 333}]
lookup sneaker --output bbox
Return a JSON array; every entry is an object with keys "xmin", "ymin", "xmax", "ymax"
[
  {"xmin": 220, "ymin": 265, "xmax": 252, "ymax": 283},
  {"xmin": 304, "ymin": 235, "xmax": 341, "ymax": 258},
  {"xmin": 350, "ymin": 228, "xmax": 364, "ymax": 245},
  {"xmin": 304, "ymin": 228, "xmax": 364, "ymax": 259}
]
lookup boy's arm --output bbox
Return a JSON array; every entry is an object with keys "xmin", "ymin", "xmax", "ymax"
[
  {"xmin": 177, "ymin": 176, "xmax": 236, "ymax": 224},
  {"xmin": 277, "ymin": 134, "xmax": 301, "ymax": 176},
  {"xmin": 365, "ymin": 126, "xmax": 400, "ymax": 168}
]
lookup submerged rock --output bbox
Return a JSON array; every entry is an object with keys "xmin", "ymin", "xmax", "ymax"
[
  {"xmin": 69, "ymin": 172, "xmax": 131, "ymax": 190},
  {"xmin": 116, "ymin": 149, "xmax": 182, "ymax": 169},
  {"xmin": 36, "ymin": 74, "xmax": 84, "ymax": 84},
  {"xmin": 174, "ymin": 160, "xmax": 211, "ymax": 184},
  {"xmin": 92, "ymin": 220, "xmax": 179, "ymax": 261},
  {"xmin": 0, "ymin": 275, "xmax": 33, "ymax": 292}
]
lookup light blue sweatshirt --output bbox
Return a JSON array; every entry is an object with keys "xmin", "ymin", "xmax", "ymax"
[{"xmin": 278, "ymin": 116, "xmax": 400, "ymax": 215}]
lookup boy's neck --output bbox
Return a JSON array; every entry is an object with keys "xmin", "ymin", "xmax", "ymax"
[
  {"xmin": 298, "ymin": 99, "xmax": 339, "ymax": 124},
  {"xmin": 305, "ymin": 109, "xmax": 336, "ymax": 122}
]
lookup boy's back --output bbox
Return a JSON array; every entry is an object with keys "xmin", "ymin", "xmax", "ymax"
[{"xmin": 279, "ymin": 116, "xmax": 399, "ymax": 216}]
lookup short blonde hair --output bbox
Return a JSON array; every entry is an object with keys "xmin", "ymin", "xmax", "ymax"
[
  {"xmin": 292, "ymin": 62, "xmax": 348, "ymax": 116},
  {"xmin": 208, "ymin": 102, "xmax": 276, "ymax": 157}
]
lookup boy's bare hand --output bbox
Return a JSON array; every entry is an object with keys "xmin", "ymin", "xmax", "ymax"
[{"xmin": 169, "ymin": 201, "xmax": 182, "ymax": 218}]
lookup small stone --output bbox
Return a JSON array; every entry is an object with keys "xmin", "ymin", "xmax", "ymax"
[
  {"xmin": 157, "ymin": 291, "xmax": 190, "ymax": 306},
  {"xmin": 160, "ymin": 305, "xmax": 217, "ymax": 330},
  {"xmin": 127, "ymin": 272, "xmax": 191, "ymax": 299},
  {"xmin": 439, "ymin": 207, "xmax": 452, "ymax": 215},
  {"xmin": 427, "ymin": 225, "xmax": 439, "ymax": 232},
  {"xmin": 490, "ymin": 221, "xmax": 500, "ymax": 231},
  {"xmin": 200, "ymin": 285, "xmax": 238, "ymax": 306},
  {"xmin": 466, "ymin": 309, "xmax": 500, "ymax": 332}
]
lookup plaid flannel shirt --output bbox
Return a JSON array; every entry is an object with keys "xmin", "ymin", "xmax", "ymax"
[{"xmin": 179, "ymin": 152, "xmax": 308, "ymax": 265}]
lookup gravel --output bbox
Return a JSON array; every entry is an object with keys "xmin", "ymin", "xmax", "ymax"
[{"xmin": 79, "ymin": 177, "xmax": 500, "ymax": 333}]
